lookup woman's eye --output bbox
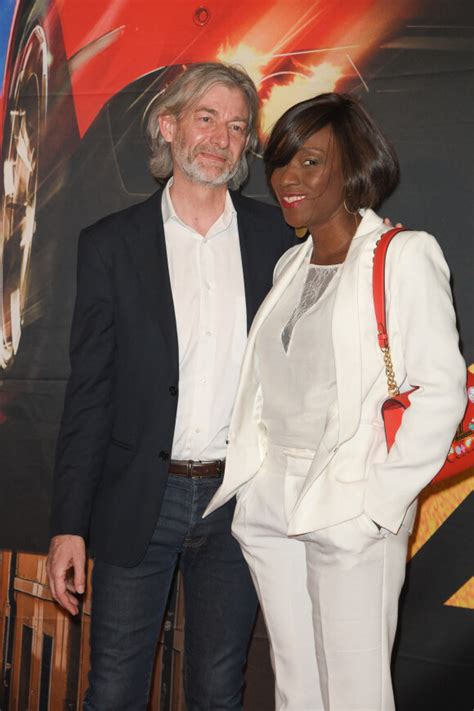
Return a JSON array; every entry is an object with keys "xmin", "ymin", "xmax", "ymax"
[{"xmin": 302, "ymin": 158, "xmax": 317, "ymax": 166}]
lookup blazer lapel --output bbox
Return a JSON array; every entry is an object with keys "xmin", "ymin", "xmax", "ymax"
[
  {"xmin": 290, "ymin": 218, "xmax": 374, "ymax": 508},
  {"xmin": 125, "ymin": 190, "xmax": 179, "ymax": 364},
  {"xmin": 331, "ymin": 238, "xmax": 363, "ymax": 446},
  {"xmin": 332, "ymin": 209, "xmax": 386, "ymax": 446},
  {"xmin": 207, "ymin": 238, "xmax": 312, "ymax": 510},
  {"xmin": 233, "ymin": 196, "xmax": 260, "ymax": 331},
  {"xmin": 284, "ymin": 237, "xmax": 364, "ymax": 507}
]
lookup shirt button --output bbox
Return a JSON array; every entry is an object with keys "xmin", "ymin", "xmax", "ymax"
[
  {"xmin": 195, "ymin": 428, "xmax": 201, "ymax": 434},
  {"xmin": 201, "ymin": 379, "xmax": 207, "ymax": 385},
  {"xmin": 169, "ymin": 386, "xmax": 178, "ymax": 396},
  {"xmin": 158, "ymin": 450, "xmax": 170, "ymax": 461}
]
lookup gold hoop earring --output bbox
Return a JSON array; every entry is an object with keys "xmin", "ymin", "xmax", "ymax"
[
  {"xmin": 343, "ymin": 199, "xmax": 358, "ymax": 215},
  {"xmin": 295, "ymin": 227, "xmax": 308, "ymax": 238}
]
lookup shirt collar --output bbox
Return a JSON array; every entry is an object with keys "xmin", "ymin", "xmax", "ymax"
[
  {"xmin": 352, "ymin": 208, "xmax": 385, "ymax": 239},
  {"xmin": 162, "ymin": 178, "xmax": 237, "ymax": 237}
]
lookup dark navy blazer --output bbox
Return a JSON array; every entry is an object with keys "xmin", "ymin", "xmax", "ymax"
[{"xmin": 51, "ymin": 189, "xmax": 294, "ymax": 566}]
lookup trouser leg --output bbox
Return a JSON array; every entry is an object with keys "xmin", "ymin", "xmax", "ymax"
[
  {"xmin": 232, "ymin": 449, "xmax": 324, "ymax": 711},
  {"xmin": 84, "ymin": 476, "xmax": 191, "ymax": 711},
  {"xmin": 304, "ymin": 515, "xmax": 410, "ymax": 711},
  {"xmin": 180, "ymin": 480, "xmax": 258, "ymax": 711}
]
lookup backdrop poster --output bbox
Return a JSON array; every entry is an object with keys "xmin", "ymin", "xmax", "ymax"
[{"xmin": 0, "ymin": 1, "xmax": 472, "ymax": 709}]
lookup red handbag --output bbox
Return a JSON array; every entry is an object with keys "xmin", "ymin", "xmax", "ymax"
[{"xmin": 373, "ymin": 228, "xmax": 473, "ymax": 484}]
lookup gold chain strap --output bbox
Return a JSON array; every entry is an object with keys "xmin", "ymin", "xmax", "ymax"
[
  {"xmin": 373, "ymin": 235, "xmax": 400, "ymax": 398},
  {"xmin": 382, "ymin": 346, "xmax": 400, "ymax": 396}
]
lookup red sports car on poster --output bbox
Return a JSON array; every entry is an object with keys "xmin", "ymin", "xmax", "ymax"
[{"xmin": 0, "ymin": 0, "xmax": 416, "ymax": 371}]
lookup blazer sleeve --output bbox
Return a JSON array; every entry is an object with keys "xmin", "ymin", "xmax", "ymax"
[
  {"xmin": 50, "ymin": 227, "xmax": 115, "ymax": 539},
  {"xmin": 364, "ymin": 232, "xmax": 467, "ymax": 533}
]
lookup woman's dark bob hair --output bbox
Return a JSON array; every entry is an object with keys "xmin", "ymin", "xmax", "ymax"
[{"xmin": 264, "ymin": 92, "xmax": 399, "ymax": 212}]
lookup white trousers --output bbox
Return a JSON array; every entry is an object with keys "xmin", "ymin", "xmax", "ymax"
[{"xmin": 232, "ymin": 445, "xmax": 410, "ymax": 711}]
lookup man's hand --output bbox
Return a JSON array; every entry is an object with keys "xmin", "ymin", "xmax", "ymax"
[
  {"xmin": 383, "ymin": 217, "xmax": 403, "ymax": 228},
  {"xmin": 46, "ymin": 535, "xmax": 86, "ymax": 615}
]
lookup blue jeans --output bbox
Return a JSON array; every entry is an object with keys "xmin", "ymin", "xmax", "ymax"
[{"xmin": 83, "ymin": 475, "xmax": 258, "ymax": 710}]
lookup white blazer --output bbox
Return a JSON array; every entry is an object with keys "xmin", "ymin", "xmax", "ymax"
[{"xmin": 205, "ymin": 209, "xmax": 467, "ymax": 535}]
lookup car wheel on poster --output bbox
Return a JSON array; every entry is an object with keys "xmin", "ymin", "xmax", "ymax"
[{"xmin": 0, "ymin": 24, "xmax": 48, "ymax": 370}]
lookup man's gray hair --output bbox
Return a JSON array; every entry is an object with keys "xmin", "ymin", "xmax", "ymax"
[{"xmin": 147, "ymin": 62, "xmax": 259, "ymax": 190}]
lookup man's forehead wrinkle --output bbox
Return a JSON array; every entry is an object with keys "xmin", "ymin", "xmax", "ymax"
[
  {"xmin": 192, "ymin": 105, "xmax": 248, "ymax": 122},
  {"xmin": 194, "ymin": 106, "xmax": 219, "ymax": 115}
]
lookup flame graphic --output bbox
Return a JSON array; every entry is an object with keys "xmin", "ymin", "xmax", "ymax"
[
  {"xmin": 217, "ymin": 42, "xmax": 271, "ymax": 87},
  {"xmin": 215, "ymin": 0, "xmax": 421, "ymax": 141},
  {"xmin": 217, "ymin": 42, "xmax": 345, "ymax": 137},
  {"xmin": 408, "ymin": 469, "xmax": 474, "ymax": 561},
  {"xmin": 260, "ymin": 60, "xmax": 344, "ymax": 136}
]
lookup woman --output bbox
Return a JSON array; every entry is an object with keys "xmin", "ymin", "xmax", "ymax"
[{"xmin": 204, "ymin": 93, "xmax": 466, "ymax": 710}]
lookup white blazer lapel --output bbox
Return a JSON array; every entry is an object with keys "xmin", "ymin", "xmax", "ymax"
[
  {"xmin": 287, "ymin": 238, "xmax": 364, "ymax": 509},
  {"xmin": 331, "ymin": 237, "xmax": 364, "ymax": 446},
  {"xmin": 291, "ymin": 212, "xmax": 384, "ymax": 507},
  {"xmin": 332, "ymin": 210, "xmax": 386, "ymax": 446},
  {"xmin": 204, "ymin": 240, "xmax": 312, "ymax": 515}
]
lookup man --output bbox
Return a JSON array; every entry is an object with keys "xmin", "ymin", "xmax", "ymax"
[{"xmin": 46, "ymin": 63, "xmax": 294, "ymax": 710}]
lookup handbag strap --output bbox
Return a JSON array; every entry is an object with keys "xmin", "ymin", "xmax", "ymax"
[{"xmin": 372, "ymin": 227, "xmax": 407, "ymax": 397}]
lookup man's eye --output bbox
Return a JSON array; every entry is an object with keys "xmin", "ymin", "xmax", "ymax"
[
  {"xmin": 230, "ymin": 124, "xmax": 244, "ymax": 133},
  {"xmin": 302, "ymin": 159, "xmax": 317, "ymax": 166},
  {"xmin": 199, "ymin": 115, "xmax": 212, "ymax": 123}
]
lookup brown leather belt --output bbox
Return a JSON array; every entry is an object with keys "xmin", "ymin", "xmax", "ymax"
[{"xmin": 168, "ymin": 459, "xmax": 225, "ymax": 478}]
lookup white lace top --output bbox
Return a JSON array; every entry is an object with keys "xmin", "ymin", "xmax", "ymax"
[
  {"xmin": 281, "ymin": 264, "xmax": 340, "ymax": 352},
  {"xmin": 255, "ymin": 259, "xmax": 341, "ymax": 450}
]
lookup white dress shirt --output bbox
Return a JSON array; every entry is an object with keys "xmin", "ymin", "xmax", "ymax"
[{"xmin": 162, "ymin": 180, "xmax": 247, "ymax": 460}]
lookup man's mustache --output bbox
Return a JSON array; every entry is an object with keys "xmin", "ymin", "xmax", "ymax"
[{"xmin": 194, "ymin": 146, "xmax": 231, "ymax": 161}]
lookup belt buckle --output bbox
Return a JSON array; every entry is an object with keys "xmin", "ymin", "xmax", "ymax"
[{"xmin": 186, "ymin": 460, "xmax": 194, "ymax": 477}]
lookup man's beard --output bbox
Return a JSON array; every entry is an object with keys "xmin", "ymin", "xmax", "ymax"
[{"xmin": 173, "ymin": 134, "xmax": 242, "ymax": 187}]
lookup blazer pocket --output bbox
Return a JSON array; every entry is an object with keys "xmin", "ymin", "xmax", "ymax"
[
  {"xmin": 334, "ymin": 424, "xmax": 385, "ymax": 484},
  {"xmin": 110, "ymin": 437, "xmax": 137, "ymax": 452},
  {"xmin": 103, "ymin": 440, "xmax": 137, "ymax": 484}
]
